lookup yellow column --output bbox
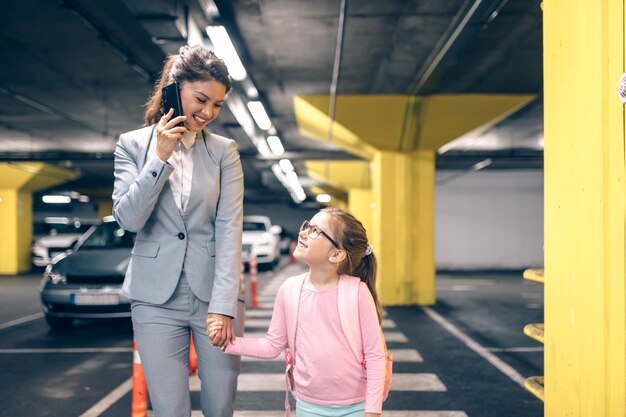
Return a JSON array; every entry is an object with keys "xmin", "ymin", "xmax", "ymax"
[
  {"xmin": 96, "ymin": 199, "xmax": 113, "ymax": 220},
  {"xmin": 348, "ymin": 188, "xmax": 373, "ymax": 237},
  {"xmin": 0, "ymin": 190, "xmax": 31, "ymax": 274},
  {"xmin": 0, "ymin": 163, "xmax": 78, "ymax": 274},
  {"xmin": 544, "ymin": 0, "xmax": 626, "ymax": 416},
  {"xmin": 372, "ymin": 151, "xmax": 435, "ymax": 305}
]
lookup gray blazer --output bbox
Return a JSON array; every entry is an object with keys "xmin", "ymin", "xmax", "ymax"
[{"xmin": 112, "ymin": 124, "xmax": 244, "ymax": 318}]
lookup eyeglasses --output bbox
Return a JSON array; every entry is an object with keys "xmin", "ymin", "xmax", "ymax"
[{"xmin": 299, "ymin": 220, "xmax": 340, "ymax": 249}]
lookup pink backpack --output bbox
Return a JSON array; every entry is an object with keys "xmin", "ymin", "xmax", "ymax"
[{"xmin": 282, "ymin": 274, "xmax": 393, "ymax": 415}]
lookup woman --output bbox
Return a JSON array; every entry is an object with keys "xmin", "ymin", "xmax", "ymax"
[{"xmin": 112, "ymin": 45, "xmax": 244, "ymax": 417}]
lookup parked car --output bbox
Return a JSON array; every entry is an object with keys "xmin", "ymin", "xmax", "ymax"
[
  {"xmin": 241, "ymin": 215, "xmax": 282, "ymax": 269},
  {"xmin": 31, "ymin": 217, "xmax": 98, "ymax": 267},
  {"xmin": 39, "ymin": 216, "xmax": 134, "ymax": 329}
]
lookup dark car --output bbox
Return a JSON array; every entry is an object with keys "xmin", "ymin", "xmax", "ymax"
[{"xmin": 39, "ymin": 216, "xmax": 134, "ymax": 329}]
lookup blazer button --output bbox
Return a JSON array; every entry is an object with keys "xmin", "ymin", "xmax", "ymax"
[
  {"xmin": 151, "ymin": 171, "xmax": 157, "ymax": 177},
  {"xmin": 178, "ymin": 233, "xmax": 185, "ymax": 240}
]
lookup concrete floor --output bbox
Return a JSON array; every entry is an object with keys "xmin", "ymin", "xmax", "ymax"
[{"xmin": 0, "ymin": 261, "xmax": 543, "ymax": 416}]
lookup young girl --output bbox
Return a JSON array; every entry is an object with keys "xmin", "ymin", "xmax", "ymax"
[{"xmin": 207, "ymin": 207, "xmax": 386, "ymax": 417}]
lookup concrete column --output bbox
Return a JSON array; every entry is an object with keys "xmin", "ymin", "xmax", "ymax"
[
  {"xmin": 371, "ymin": 151, "xmax": 435, "ymax": 305},
  {"xmin": 0, "ymin": 163, "xmax": 77, "ymax": 275},
  {"xmin": 0, "ymin": 190, "xmax": 32, "ymax": 274},
  {"xmin": 347, "ymin": 188, "xmax": 373, "ymax": 239}
]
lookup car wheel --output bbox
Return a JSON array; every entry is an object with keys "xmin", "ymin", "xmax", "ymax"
[{"xmin": 45, "ymin": 315, "xmax": 73, "ymax": 329}]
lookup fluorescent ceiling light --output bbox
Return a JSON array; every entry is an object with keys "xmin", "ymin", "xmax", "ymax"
[
  {"xmin": 186, "ymin": 17, "xmax": 204, "ymax": 47},
  {"xmin": 267, "ymin": 136, "xmax": 284, "ymax": 156},
  {"xmin": 227, "ymin": 94, "xmax": 256, "ymax": 138},
  {"xmin": 316, "ymin": 194, "xmax": 331, "ymax": 203},
  {"xmin": 44, "ymin": 217, "xmax": 70, "ymax": 224},
  {"xmin": 42, "ymin": 195, "xmax": 71, "ymax": 204},
  {"xmin": 279, "ymin": 159, "xmax": 294, "ymax": 173},
  {"xmin": 472, "ymin": 158, "xmax": 492, "ymax": 171},
  {"xmin": 206, "ymin": 26, "xmax": 247, "ymax": 81},
  {"xmin": 247, "ymin": 101, "xmax": 272, "ymax": 130},
  {"xmin": 256, "ymin": 137, "xmax": 272, "ymax": 157}
]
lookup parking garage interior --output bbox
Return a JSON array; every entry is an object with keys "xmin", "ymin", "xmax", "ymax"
[{"xmin": 0, "ymin": 1, "xmax": 624, "ymax": 417}]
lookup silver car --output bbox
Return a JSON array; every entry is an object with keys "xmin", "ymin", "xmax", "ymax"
[{"xmin": 39, "ymin": 216, "xmax": 134, "ymax": 329}]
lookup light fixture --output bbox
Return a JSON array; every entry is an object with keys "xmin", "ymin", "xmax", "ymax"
[
  {"xmin": 267, "ymin": 136, "xmax": 284, "ymax": 156},
  {"xmin": 279, "ymin": 159, "xmax": 294, "ymax": 173},
  {"xmin": 42, "ymin": 195, "xmax": 71, "ymax": 204},
  {"xmin": 472, "ymin": 158, "xmax": 492, "ymax": 171},
  {"xmin": 271, "ymin": 164, "xmax": 305, "ymax": 203},
  {"xmin": 247, "ymin": 101, "xmax": 272, "ymax": 130},
  {"xmin": 316, "ymin": 194, "xmax": 331, "ymax": 203},
  {"xmin": 226, "ymin": 93, "xmax": 255, "ymax": 138},
  {"xmin": 205, "ymin": 26, "xmax": 247, "ymax": 81},
  {"xmin": 44, "ymin": 217, "xmax": 70, "ymax": 224},
  {"xmin": 241, "ymin": 78, "xmax": 259, "ymax": 99},
  {"xmin": 255, "ymin": 137, "xmax": 272, "ymax": 157}
]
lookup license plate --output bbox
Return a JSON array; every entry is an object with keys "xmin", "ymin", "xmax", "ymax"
[{"xmin": 71, "ymin": 293, "xmax": 120, "ymax": 305}]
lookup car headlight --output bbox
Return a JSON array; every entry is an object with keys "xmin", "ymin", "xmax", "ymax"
[{"xmin": 43, "ymin": 267, "xmax": 67, "ymax": 285}]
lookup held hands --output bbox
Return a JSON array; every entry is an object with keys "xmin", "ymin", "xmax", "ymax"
[
  {"xmin": 155, "ymin": 108, "xmax": 188, "ymax": 162},
  {"xmin": 206, "ymin": 314, "xmax": 235, "ymax": 348}
]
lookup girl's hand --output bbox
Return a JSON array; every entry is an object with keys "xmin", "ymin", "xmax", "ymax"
[
  {"xmin": 155, "ymin": 108, "xmax": 187, "ymax": 162},
  {"xmin": 365, "ymin": 413, "xmax": 381, "ymax": 417}
]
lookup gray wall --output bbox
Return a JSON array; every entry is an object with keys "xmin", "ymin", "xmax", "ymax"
[{"xmin": 435, "ymin": 169, "xmax": 544, "ymax": 270}]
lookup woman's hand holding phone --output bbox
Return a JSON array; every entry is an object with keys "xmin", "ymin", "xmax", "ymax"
[{"xmin": 155, "ymin": 108, "xmax": 188, "ymax": 162}]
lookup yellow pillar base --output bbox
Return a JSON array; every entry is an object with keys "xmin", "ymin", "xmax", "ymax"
[{"xmin": 372, "ymin": 151, "xmax": 435, "ymax": 306}]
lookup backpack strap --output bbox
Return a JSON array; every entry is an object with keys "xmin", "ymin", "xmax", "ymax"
[
  {"xmin": 338, "ymin": 274, "xmax": 365, "ymax": 366},
  {"xmin": 281, "ymin": 273, "xmax": 306, "ymax": 417},
  {"xmin": 282, "ymin": 273, "xmax": 307, "ymax": 350}
]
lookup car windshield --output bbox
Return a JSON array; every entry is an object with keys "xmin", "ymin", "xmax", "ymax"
[
  {"xmin": 34, "ymin": 222, "xmax": 91, "ymax": 235},
  {"xmin": 243, "ymin": 221, "xmax": 267, "ymax": 232},
  {"xmin": 79, "ymin": 222, "xmax": 135, "ymax": 249}
]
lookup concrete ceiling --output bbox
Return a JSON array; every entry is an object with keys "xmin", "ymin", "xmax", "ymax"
[{"xmin": 0, "ymin": 0, "xmax": 543, "ymax": 205}]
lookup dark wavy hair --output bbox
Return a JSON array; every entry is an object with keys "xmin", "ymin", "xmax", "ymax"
[
  {"xmin": 144, "ymin": 45, "xmax": 232, "ymax": 126},
  {"xmin": 322, "ymin": 207, "xmax": 382, "ymax": 324}
]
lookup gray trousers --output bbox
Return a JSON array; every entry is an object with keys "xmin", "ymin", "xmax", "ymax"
[{"xmin": 131, "ymin": 273, "xmax": 245, "ymax": 417}]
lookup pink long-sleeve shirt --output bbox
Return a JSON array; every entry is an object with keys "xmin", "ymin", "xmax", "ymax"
[{"xmin": 224, "ymin": 278, "xmax": 386, "ymax": 413}]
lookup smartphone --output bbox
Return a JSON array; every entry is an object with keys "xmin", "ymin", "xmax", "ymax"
[{"xmin": 162, "ymin": 82, "xmax": 185, "ymax": 127}]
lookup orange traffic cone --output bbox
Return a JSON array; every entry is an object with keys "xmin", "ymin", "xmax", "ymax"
[
  {"xmin": 131, "ymin": 341, "xmax": 148, "ymax": 417},
  {"xmin": 189, "ymin": 332, "xmax": 198, "ymax": 375},
  {"xmin": 249, "ymin": 255, "xmax": 258, "ymax": 308}
]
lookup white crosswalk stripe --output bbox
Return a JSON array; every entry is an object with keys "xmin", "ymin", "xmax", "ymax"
[
  {"xmin": 241, "ymin": 348, "xmax": 422, "ymax": 363},
  {"xmin": 189, "ymin": 373, "xmax": 446, "ymax": 392},
  {"xmin": 181, "ymin": 412, "xmax": 470, "ymax": 417}
]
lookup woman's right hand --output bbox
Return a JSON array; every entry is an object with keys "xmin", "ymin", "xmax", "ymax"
[{"xmin": 155, "ymin": 108, "xmax": 187, "ymax": 162}]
